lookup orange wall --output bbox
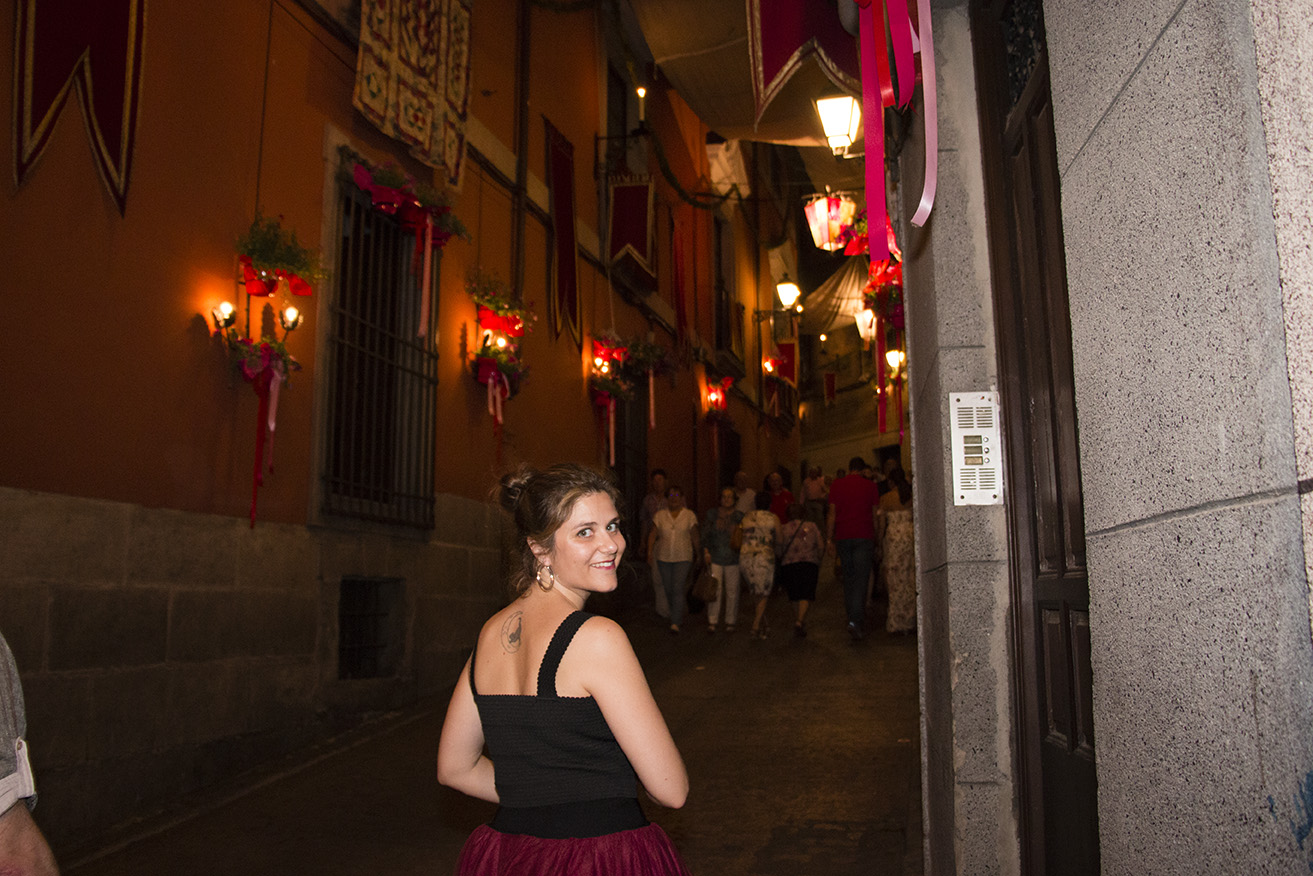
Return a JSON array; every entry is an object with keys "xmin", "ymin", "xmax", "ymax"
[{"xmin": 0, "ymin": 0, "xmax": 792, "ymax": 523}]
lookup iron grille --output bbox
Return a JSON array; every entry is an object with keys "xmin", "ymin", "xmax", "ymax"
[{"xmin": 322, "ymin": 186, "xmax": 439, "ymax": 528}]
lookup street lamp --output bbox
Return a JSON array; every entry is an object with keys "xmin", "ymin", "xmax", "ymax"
[{"xmin": 815, "ymin": 94, "xmax": 861, "ymax": 156}]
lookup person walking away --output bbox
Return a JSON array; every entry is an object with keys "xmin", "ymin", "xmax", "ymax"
[
  {"xmin": 437, "ymin": 463, "xmax": 690, "ymax": 875},
  {"xmin": 880, "ymin": 467, "xmax": 917, "ymax": 634},
  {"xmin": 647, "ymin": 485, "xmax": 700, "ymax": 634},
  {"xmin": 701, "ymin": 487, "xmax": 743, "ymax": 633},
  {"xmin": 778, "ymin": 503, "xmax": 824, "ymax": 637},
  {"xmin": 732, "ymin": 470, "xmax": 756, "ymax": 515},
  {"xmin": 801, "ymin": 465, "xmax": 828, "ymax": 528},
  {"xmin": 827, "ymin": 456, "xmax": 880, "ymax": 641},
  {"xmin": 0, "ymin": 631, "xmax": 60, "ymax": 876},
  {"xmin": 739, "ymin": 491, "xmax": 782, "ymax": 639},
  {"xmin": 764, "ymin": 470, "xmax": 794, "ymax": 521},
  {"xmin": 639, "ymin": 468, "xmax": 670, "ymax": 618}
]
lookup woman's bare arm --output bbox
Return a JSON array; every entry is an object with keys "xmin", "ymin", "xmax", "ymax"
[
  {"xmin": 436, "ymin": 658, "xmax": 499, "ymax": 803},
  {"xmin": 573, "ymin": 619, "xmax": 688, "ymax": 808}
]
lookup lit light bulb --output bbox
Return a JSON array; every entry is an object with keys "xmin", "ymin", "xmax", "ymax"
[{"xmin": 495, "ymin": 336, "xmax": 508, "ymax": 349}]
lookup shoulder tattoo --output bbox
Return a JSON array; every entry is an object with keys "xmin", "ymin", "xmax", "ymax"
[{"xmin": 500, "ymin": 611, "xmax": 523, "ymax": 652}]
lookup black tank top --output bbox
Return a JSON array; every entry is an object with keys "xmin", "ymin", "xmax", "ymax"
[{"xmin": 470, "ymin": 611, "xmax": 645, "ymax": 836}]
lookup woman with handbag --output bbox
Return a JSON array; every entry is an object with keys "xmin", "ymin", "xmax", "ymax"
[
  {"xmin": 777, "ymin": 502, "xmax": 824, "ymax": 637},
  {"xmin": 700, "ymin": 486, "xmax": 744, "ymax": 633},
  {"xmin": 738, "ymin": 491, "xmax": 782, "ymax": 639}
]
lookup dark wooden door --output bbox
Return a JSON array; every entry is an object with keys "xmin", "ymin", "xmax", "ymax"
[{"xmin": 971, "ymin": 3, "xmax": 1099, "ymax": 873}]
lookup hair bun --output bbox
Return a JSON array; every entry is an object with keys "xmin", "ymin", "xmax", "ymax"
[{"xmin": 497, "ymin": 465, "xmax": 537, "ymax": 514}]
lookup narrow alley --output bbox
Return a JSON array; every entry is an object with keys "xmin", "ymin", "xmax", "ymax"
[{"xmin": 62, "ymin": 567, "xmax": 921, "ymax": 876}]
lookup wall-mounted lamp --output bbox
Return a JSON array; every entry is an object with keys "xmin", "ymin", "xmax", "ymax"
[
  {"xmin": 885, "ymin": 348, "xmax": 906, "ymax": 379},
  {"xmin": 278, "ymin": 304, "xmax": 304, "ymax": 335},
  {"xmin": 775, "ymin": 274, "xmax": 801, "ymax": 309},
  {"xmin": 855, "ymin": 307, "xmax": 877, "ymax": 344},
  {"xmin": 706, "ymin": 375, "xmax": 733, "ymax": 414},
  {"xmin": 636, "ymin": 86, "xmax": 647, "ymax": 124},
  {"xmin": 815, "ymin": 94, "xmax": 861, "ymax": 156},
  {"xmin": 211, "ymin": 300, "xmax": 237, "ymax": 331}
]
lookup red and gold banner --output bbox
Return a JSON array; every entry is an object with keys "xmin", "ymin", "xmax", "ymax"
[
  {"xmin": 13, "ymin": 0, "xmax": 147, "ymax": 214},
  {"xmin": 545, "ymin": 120, "xmax": 580, "ymax": 347}
]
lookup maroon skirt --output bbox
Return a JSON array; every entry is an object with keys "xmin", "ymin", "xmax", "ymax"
[{"xmin": 456, "ymin": 822, "xmax": 691, "ymax": 876}]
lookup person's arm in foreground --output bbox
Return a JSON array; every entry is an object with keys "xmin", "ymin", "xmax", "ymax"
[
  {"xmin": 577, "ymin": 619, "xmax": 688, "ymax": 809},
  {"xmin": 436, "ymin": 657, "xmax": 499, "ymax": 803}
]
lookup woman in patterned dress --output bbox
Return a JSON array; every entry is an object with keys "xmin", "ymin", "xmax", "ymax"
[
  {"xmin": 738, "ymin": 490, "xmax": 781, "ymax": 639},
  {"xmin": 879, "ymin": 467, "xmax": 916, "ymax": 634}
]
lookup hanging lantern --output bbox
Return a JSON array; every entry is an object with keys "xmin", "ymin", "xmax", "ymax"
[{"xmin": 803, "ymin": 191, "xmax": 858, "ymax": 252}]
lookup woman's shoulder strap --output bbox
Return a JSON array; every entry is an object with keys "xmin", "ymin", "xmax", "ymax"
[
  {"xmin": 467, "ymin": 636, "xmax": 480, "ymax": 696},
  {"xmin": 537, "ymin": 611, "xmax": 593, "ymax": 697}
]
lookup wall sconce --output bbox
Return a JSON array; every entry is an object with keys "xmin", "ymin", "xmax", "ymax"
[
  {"xmin": 855, "ymin": 307, "xmax": 877, "ymax": 345},
  {"xmin": 278, "ymin": 304, "xmax": 304, "ymax": 335},
  {"xmin": 705, "ymin": 376, "xmax": 732, "ymax": 414},
  {"xmin": 775, "ymin": 274, "xmax": 801, "ymax": 309},
  {"xmin": 885, "ymin": 348, "xmax": 906, "ymax": 378},
  {"xmin": 803, "ymin": 191, "xmax": 858, "ymax": 251},
  {"xmin": 211, "ymin": 300, "xmax": 237, "ymax": 331},
  {"xmin": 815, "ymin": 94, "xmax": 861, "ymax": 156},
  {"xmin": 636, "ymin": 86, "xmax": 647, "ymax": 124}
]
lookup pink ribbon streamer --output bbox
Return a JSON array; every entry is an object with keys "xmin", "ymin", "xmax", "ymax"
[
  {"xmin": 859, "ymin": 4, "xmax": 889, "ymax": 263},
  {"xmin": 910, "ymin": 0, "xmax": 938, "ymax": 227},
  {"xmin": 888, "ymin": 0, "xmax": 915, "ymax": 106},
  {"xmin": 265, "ymin": 362, "xmax": 284, "ymax": 475},
  {"xmin": 486, "ymin": 373, "xmax": 508, "ymax": 425},
  {"xmin": 648, "ymin": 369, "xmax": 655, "ymax": 430},
  {"xmin": 608, "ymin": 398, "xmax": 616, "ymax": 465},
  {"xmin": 419, "ymin": 215, "xmax": 433, "ymax": 337}
]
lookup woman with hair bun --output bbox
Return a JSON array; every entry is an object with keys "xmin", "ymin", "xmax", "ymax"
[{"xmin": 438, "ymin": 463, "xmax": 691, "ymax": 875}]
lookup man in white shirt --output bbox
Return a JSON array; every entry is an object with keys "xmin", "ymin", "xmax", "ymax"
[{"xmin": 733, "ymin": 470, "xmax": 756, "ymax": 515}]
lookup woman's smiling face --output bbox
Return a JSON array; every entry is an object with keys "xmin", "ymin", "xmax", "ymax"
[{"xmin": 535, "ymin": 491, "xmax": 625, "ymax": 595}]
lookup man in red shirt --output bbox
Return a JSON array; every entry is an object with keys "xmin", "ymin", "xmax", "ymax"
[{"xmin": 827, "ymin": 456, "xmax": 880, "ymax": 640}]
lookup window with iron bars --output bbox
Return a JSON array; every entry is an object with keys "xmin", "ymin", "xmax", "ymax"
[{"xmin": 322, "ymin": 185, "xmax": 439, "ymax": 528}]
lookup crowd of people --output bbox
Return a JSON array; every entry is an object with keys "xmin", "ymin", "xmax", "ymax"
[{"xmin": 638, "ymin": 460, "xmax": 916, "ymax": 640}]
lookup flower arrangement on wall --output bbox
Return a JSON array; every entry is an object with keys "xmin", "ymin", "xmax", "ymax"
[
  {"xmin": 842, "ymin": 209, "xmax": 907, "ymax": 436},
  {"xmin": 339, "ymin": 145, "xmax": 467, "ymax": 337},
  {"xmin": 468, "ymin": 272, "xmax": 535, "ymax": 441},
  {"xmin": 221, "ymin": 213, "xmax": 322, "ymax": 527}
]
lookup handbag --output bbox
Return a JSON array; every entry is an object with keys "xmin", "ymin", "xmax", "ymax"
[
  {"xmin": 729, "ymin": 524, "xmax": 743, "ymax": 552},
  {"xmin": 692, "ymin": 567, "xmax": 720, "ymax": 603}
]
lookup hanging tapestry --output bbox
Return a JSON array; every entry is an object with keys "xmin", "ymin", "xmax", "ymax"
[
  {"xmin": 13, "ymin": 0, "xmax": 147, "ymax": 214},
  {"xmin": 353, "ymin": 0, "xmax": 472, "ymax": 188},
  {"xmin": 609, "ymin": 175, "xmax": 656, "ymax": 293},
  {"xmin": 545, "ymin": 119, "xmax": 580, "ymax": 347}
]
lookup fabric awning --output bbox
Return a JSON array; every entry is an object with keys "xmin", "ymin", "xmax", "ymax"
[
  {"xmin": 631, "ymin": 0, "xmax": 860, "ymax": 146},
  {"xmin": 799, "ymin": 256, "xmax": 870, "ymax": 335}
]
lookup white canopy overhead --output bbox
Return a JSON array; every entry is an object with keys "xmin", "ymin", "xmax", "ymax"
[{"xmin": 799, "ymin": 256, "xmax": 869, "ymax": 335}]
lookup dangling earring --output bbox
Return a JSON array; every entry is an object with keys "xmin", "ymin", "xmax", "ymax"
[{"xmin": 535, "ymin": 563, "xmax": 556, "ymax": 592}]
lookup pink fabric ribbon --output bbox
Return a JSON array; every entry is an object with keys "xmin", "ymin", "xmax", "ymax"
[{"xmin": 910, "ymin": 0, "xmax": 938, "ymax": 227}]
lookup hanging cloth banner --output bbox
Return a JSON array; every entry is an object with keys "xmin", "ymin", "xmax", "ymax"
[
  {"xmin": 13, "ymin": 0, "xmax": 147, "ymax": 214},
  {"xmin": 545, "ymin": 119, "xmax": 582, "ymax": 348},
  {"xmin": 352, "ymin": 0, "xmax": 472, "ymax": 188},
  {"xmin": 747, "ymin": 0, "xmax": 861, "ymax": 126}
]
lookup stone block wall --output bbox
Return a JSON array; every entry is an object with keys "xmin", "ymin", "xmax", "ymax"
[
  {"xmin": 1046, "ymin": 0, "xmax": 1313, "ymax": 871},
  {"xmin": 0, "ymin": 486, "xmax": 505, "ymax": 851},
  {"xmin": 901, "ymin": 6, "xmax": 1020, "ymax": 874}
]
